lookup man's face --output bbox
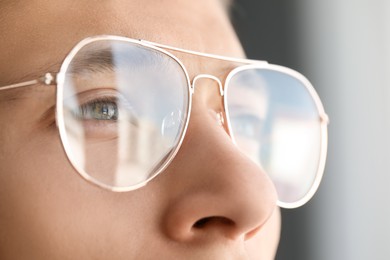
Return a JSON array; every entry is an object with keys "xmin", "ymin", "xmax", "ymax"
[{"xmin": 0, "ymin": 1, "xmax": 280, "ymax": 259}]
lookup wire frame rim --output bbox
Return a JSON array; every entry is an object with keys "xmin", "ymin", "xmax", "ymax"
[
  {"xmin": 223, "ymin": 63, "xmax": 328, "ymax": 209},
  {"xmin": 56, "ymin": 35, "xmax": 193, "ymax": 192}
]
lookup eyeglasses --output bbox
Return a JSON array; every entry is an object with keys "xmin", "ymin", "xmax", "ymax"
[{"xmin": 0, "ymin": 35, "xmax": 328, "ymax": 208}]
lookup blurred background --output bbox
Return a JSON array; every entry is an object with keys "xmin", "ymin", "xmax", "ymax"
[{"xmin": 232, "ymin": 1, "xmax": 390, "ymax": 259}]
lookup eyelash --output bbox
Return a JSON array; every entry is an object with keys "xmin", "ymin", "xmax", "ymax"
[
  {"xmin": 82, "ymin": 97, "xmax": 119, "ymax": 120},
  {"xmin": 73, "ymin": 96, "xmax": 120, "ymax": 121}
]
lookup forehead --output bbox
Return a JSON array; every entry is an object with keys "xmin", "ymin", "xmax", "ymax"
[{"xmin": 0, "ymin": 0, "xmax": 240, "ymax": 85}]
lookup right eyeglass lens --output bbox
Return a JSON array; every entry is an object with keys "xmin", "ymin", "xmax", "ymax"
[
  {"xmin": 225, "ymin": 67, "xmax": 323, "ymax": 205},
  {"xmin": 59, "ymin": 39, "xmax": 190, "ymax": 190}
]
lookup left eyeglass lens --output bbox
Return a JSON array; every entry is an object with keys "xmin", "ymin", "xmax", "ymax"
[
  {"xmin": 225, "ymin": 67, "xmax": 324, "ymax": 205},
  {"xmin": 59, "ymin": 40, "xmax": 190, "ymax": 189}
]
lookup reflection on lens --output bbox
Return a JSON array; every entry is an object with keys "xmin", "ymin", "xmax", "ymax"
[
  {"xmin": 225, "ymin": 67, "xmax": 322, "ymax": 205},
  {"xmin": 59, "ymin": 39, "xmax": 190, "ymax": 190}
]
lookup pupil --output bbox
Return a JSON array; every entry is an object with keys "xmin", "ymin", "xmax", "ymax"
[
  {"xmin": 92, "ymin": 103, "xmax": 117, "ymax": 120},
  {"xmin": 102, "ymin": 106, "xmax": 109, "ymax": 115}
]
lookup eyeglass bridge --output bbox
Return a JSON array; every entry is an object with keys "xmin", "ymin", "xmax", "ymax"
[{"xmin": 191, "ymin": 74, "xmax": 224, "ymax": 96}]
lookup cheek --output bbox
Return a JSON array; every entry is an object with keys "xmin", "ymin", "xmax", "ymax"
[
  {"xmin": 0, "ymin": 128, "xmax": 81, "ymax": 256},
  {"xmin": 0, "ymin": 127, "xmax": 155, "ymax": 258},
  {"xmin": 245, "ymin": 207, "xmax": 281, "ymax": 260}
]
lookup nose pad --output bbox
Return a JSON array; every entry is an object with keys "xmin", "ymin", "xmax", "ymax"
[
  {"xmin": 161, "ymin": 109, "xmax": 183, "ymax": 143},
  {"xmin": 208, "ymin": 109, "xmax": 224, "ymax": 127}
]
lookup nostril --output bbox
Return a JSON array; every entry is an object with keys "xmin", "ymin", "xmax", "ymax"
[
  {"xmin": 193, "ymin": 216, "xmax": 235, "ymax": 229},
  {"xmin": 193, "ymin": 217, "xmax": 211, "ymax": 228}
]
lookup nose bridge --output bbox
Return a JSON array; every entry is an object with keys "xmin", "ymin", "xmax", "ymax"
[{"xmin": 191, "ymin": 74, "xmax": 224, "ymax": 96}]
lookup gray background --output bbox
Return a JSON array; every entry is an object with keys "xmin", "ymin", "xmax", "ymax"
[{"xmin": 232, "ymin": 1, "xmax": 390, "ymax": 259}]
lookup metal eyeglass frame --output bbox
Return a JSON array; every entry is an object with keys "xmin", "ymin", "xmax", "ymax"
[{"xmin": 0, "ymin": 35, "xmax": 329, "ymax": 209}]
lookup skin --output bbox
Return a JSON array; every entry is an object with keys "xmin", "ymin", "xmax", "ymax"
[{"xmin": 0, "ymin": 0, "xmax": 281, "ymax": 259}]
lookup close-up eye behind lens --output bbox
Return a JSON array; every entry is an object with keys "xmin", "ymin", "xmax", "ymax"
[
  {"xmin": 63, "ymin": 89, "xmax": 139, "ymax": 140},
  {"xmin": 76, "ymin": 98, "xmax": 119, "ymax": 121}
]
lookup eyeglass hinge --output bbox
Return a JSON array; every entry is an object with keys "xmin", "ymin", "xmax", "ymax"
[
  {"xmin": 320, "ymin": 113, "xmax": 330, "ymax": 124},
  {"xmin": 39, "ymin": 73, "xmax": 57, "ymax": 86}
]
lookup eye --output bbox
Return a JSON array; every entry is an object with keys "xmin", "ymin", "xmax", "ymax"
[
  {"xmin": 73, "ymin": 97, "xmax": 119, "ymax": 121},
  {"xmin": 230, "ymin": 113, "xmax": 263, "ymax": 140},
  {"xmin": 64, "ymin": 92, "xmax": 139, "ymax": 140}
]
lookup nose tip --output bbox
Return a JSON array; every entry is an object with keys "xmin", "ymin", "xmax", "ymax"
[
  {"xmin": 161, "ymin": 107, "xmax": 278, "ymax": 243},
  {"xmin": 164, "ymin": 182, "xmax": 277, "ymax": 242}
]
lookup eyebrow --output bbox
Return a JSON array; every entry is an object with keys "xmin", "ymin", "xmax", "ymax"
[
  {"xmin": 67, "ymin": 46, "xmax": 179, "ymax": 80},
  {"xmin": 69, "ymin": 48, "xmax": 116, "ymax": 74}
]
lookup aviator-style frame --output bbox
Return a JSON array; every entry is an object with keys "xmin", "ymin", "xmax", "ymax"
[{"xmin": 0, "ymin": 35, "xmax": 329, "ymax": 208}]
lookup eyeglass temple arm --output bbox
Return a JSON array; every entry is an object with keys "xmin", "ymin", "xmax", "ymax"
[{"xmin": 0, "ymin": 73, "xmax": 56, "ymax": 91}]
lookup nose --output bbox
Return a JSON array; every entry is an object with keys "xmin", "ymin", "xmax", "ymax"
[{"xmin": 161, "ymin": 82, "xmax": 278, "ymax": 243}]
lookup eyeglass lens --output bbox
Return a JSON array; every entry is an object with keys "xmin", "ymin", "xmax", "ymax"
[
  {"xmin": 60, "ymin": 40, "xmax": 190, "ymax": 189},
  {"xmin": 225, "ymin": 69, "xmax": 322, "ymax": 204},
  {"xmin": 58, "ymin": 39, "xmax": 324, "ymax": 206}
]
